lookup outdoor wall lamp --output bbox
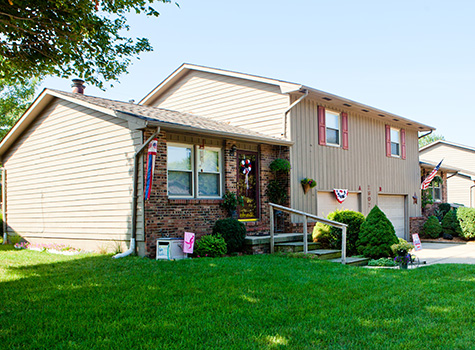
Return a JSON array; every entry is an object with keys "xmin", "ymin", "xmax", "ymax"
[{"xmin": 229, "ymin": 144, "xmax": 237, "ymax": 156}]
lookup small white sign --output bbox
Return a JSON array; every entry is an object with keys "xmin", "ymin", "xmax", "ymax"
[{"xmin": 412, "ymin": 233, "xmax": 422, "ymax": 251}]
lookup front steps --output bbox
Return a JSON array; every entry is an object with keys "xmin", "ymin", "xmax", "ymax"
[{"xmin": 245, "ymin": 233, "xmax": 369, "ymax": 265}]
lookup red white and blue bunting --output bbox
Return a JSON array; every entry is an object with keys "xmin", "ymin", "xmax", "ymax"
[
  {"xmin": 333, "ymin": 189, "xmax": 348, "ymax": 204},
  {"xmin": 144, "ymin": 138, "xmax": 158, "ymax": 200}
]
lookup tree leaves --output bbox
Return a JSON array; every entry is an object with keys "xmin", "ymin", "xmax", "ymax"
[{"xmin": 0, "ymin": 0, "xmax": 176, "ymax": 89}]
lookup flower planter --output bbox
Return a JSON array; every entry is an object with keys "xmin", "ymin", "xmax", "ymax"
[{"xmin": 302, "ymin": 183, "xmax": 311, "ymax": 194}]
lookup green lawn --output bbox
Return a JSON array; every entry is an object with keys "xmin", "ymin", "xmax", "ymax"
[{"xmin": 1, "ymin": 247, "xmax": 475, "ymax": 349}]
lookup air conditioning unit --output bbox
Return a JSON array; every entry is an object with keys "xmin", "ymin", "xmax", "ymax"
[{"xmin": 156, "ymin": 238, "xmax": 188, "ymax": 260}]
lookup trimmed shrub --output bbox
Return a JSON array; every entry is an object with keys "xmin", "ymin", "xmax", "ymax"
[
  {"xmin": 269, "ymin": 158, "xmax": 291, "ymax": 173},
  {"xmin": 357, "ymin": 205, "xmax": 399, "ymax": 259},
  {"xmin": 422, "ymin": 215, "xmax": 442, "ymax": 238},
  {"xmin": 438, "ymin": 203, "xmax": 452, "ymax": 218},
  {"xmin": 194, "ymin": 234, "xmax": 227, "ymax": 258},
  {"xmin": 212, "ymin": 218, "xmax": 246, "ymax": 253},
  {"xmin": 456, "ymin": 207, "xmax": 475, "ymax": 240},
  {"xmin": 312, "ymin": 210, "xmax": 365, "ymax": 255},
  {"xmin": 441, "ymin": 210, "xmax": 462, "ymax": 237}
]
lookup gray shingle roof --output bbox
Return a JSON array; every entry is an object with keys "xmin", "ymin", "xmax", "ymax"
[{"xmin": 50, "ymin": 89, "xmax": 291, "ymax": 145}]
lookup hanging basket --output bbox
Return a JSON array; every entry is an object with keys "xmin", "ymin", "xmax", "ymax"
[{"xmin": 302, "ymin": 183, "xmax": 311, "ymax": 194}]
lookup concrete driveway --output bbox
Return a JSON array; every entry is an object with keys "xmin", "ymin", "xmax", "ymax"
[{"xmin": 414, "ymin": 242, "xmax": 475, "ymax": 265}]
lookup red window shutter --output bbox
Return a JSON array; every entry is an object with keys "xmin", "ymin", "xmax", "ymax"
[
  {"xmin": 385, "ymin": 125, "xmax": 391, "ymax": 157},
  {"xmin": 341, "ymin": 112, "xmax": 349, "ymax": 150},
  {"xmin": 401, "ymin": 129, "xmax": 406, "ymax": 159},
  {"xmin": 318, "ymin": 106, "xmax": 326, "ymax": 145}
]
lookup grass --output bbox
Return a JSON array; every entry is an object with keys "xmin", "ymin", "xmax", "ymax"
[{"xmin": 1, "ymin": 248, "xmax": 475, "ymax": 349}]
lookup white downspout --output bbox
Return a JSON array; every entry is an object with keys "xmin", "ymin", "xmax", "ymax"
[
  {"xmin": 113, "ymin": 127, "xmax": 160, "ymax": 258},
  {"xmin": 283, "ymin": 89, "xmax": 308, "ymax": 138},
  {"xmin": 2, "ymin": 168, "xmax": 5, "ymax": 244}
]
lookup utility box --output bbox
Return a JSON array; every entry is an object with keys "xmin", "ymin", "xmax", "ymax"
[{"xmin": 156, "ymin": 238, "xmax": 187, "ymax": 260}]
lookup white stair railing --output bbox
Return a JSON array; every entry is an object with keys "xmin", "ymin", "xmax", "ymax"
[{"xmin": 269, "ymin": 203, "xmax": 348, "ymax": 264}]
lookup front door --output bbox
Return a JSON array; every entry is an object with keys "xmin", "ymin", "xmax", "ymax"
[{"xmin": 237, "ymin": 151, "xmax": 259, "ymax": 220}]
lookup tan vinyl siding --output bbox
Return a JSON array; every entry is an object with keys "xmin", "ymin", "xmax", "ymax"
[
  {"xmin": 289, "ymin": 97, "xmax": 420, "ymax": 233},
  {"xmin": 447, "ymin": 175, "xmax": 474, "ymax": 207},
  {"xmin": 148, "ymin": 71, "xmax": 289, "ymax": 138},
  {"xmin": 3, "ymin": 99, "xmax": 142, "ymax": 252}
]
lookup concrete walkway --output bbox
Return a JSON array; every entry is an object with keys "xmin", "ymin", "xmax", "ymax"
[{"xmin": 414, "ymin": 242, "xmax": 475, "ymax": 265}]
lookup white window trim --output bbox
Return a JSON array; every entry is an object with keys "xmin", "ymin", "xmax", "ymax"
[
  {"xmin": 325, "ymin": 110, "xmax": 341, "ymax": 147},
  {"xmin": 195, "ymin": 145, "xmax": 223, "ymax": 199},
  {"xmin": 167, "ymin": 143, "xmax": 194, "ymax": 199},
  {"xmin": 430, "ymin": 178, "xmax": 442, "ymax": 202},
  {"xmin": 167, "ymin": 142, "xmax": 223, "ymax": 199},
  {"xmin": 390, "ymin": 127, "xmax": 400, "ymax": 158}
]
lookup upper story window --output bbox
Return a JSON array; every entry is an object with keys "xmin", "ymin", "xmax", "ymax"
[
  {"xmin": 167, "ymin": 143, "xmax": 222, "ymax": 198},
  {"xmin": 385, "ymin": 125, "xmax": 406, "ymax": 159},
  {"xmin": 390, "ymin": 128, "xmax": 400, "ymax": 157},
  {"xmin": 326, "ymin": 110, "xmax": 340, "ymax": 146},
  {"xmin": 317, "ymin": 106, "xmax": 349, "ymax": 149}
]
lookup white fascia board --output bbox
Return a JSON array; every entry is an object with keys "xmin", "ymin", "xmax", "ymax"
[{"xmin": 420, "ymin": 140, "xmax": 475, "ymax": 153}]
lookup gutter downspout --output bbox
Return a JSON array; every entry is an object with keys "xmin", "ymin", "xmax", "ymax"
[
  {"xmin": 471, "ymin": 183, "xmax": 475, "ymax": 208},
  {"xmin": 418, "ymin": 130, "xmax": 433, "ymax": 139},
  {"xmin": 113, "ymin": 127, "xmax": 160, "ymax": 258},
  {"xmin": 283, "ymin": 89, "xmax": 308, "ymax": 138}
]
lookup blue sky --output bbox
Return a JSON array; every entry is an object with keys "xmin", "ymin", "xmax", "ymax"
[{"xmin": 41, "ymin": 0, "xmax": 475, "ymax": 146}]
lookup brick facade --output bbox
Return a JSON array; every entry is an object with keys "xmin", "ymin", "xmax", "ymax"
[{"xmin": 143, "ymin": 129, "xmax": 290, "ymax": 257}]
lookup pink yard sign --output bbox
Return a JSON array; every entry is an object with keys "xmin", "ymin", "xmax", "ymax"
[{"xmin": 183, "ymin": 232, "xmax": 195, "ymax": 254}]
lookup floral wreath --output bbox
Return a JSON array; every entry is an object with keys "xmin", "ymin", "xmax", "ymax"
[{"xmin": 241, "ymin": 159, "xmax": 252, "ymax": 189}]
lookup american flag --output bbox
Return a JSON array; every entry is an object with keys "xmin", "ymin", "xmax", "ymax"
[{"xmin": 421, "ymin": 159, "xmax": 443, "ymax": 190}]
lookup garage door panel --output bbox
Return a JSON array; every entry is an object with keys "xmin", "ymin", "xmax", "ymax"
[{"xmin": 378, "ymin": 195, "xmax": 405, "ymax": 238}]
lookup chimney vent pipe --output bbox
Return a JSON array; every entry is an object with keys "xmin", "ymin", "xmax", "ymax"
[{"xmin": 71, "ymin": 79, "xmax": 85, "ymax": 94}]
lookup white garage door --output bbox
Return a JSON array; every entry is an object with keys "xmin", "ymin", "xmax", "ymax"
[
  {"xmin": 317, "ymin": 192, "xmax": 361, "ymax": 218},
  {"xmin": 378, "ymin": 195, "xmax": 405, "ymax": 239}
]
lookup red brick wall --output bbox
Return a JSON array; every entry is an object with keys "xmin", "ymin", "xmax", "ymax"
[{"xmin": 143, "ymin": 129, "xmax": 290, "ymax": 257}]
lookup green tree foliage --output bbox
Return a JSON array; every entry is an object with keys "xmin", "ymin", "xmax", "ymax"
[
  {"xmin": 357, "ymin": 205, "xmax": 399, "ymax": 259},
  {"xmin": 194, "ymin": 234, "xmax": 227, "ymax": 258},
  {"xmin": 456, "ymin": 207, "xmax": 475, "ymax": 240},
  {"xmin": 0, "ymin": 79, "xmax": 38, "ymax": 139},
  {"xmin": 441, "ymin": 210, "xmax": 462, "ymax": 237},
  {"xmin": 212, "ymin": 218, "xmax": 246, "ymax": 253},
  {"xmin": 422, "ymin": 215, "xmax": 442, "ymax": 239},
  {"xmin": 419, "ymin": 133, "xmax": 445, "ymax": 148},
  {"xmin": 312, "ymin": 209, "xmax": 365, "ymax": 256},
  {"xmin": 0, "ymin": 0, "xmax": 176, "ymax": 88}
]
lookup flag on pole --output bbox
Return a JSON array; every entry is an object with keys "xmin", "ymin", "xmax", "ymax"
[
  {"xmin": 144, "ymin": 138, "xmax": 158, "ymax": 200},
  {"xmin": 421, "ymin": 159, "xmax": 443, "ymax": 190}
]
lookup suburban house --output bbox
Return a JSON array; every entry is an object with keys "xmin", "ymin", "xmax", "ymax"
[
  {"xmin": 420, "ymin": 140, "xmax": 475, "ymax": 207},
  {"xmin": 0, "ymin": 64, "xmax": 435, "ymax": 256},
  {"xmin": 0, "ymin": 87, "xmax": 291, "ymax": 256},
  {"xmin": 140, "ymin": 64, "xmax": 434, "ymax": 239}
]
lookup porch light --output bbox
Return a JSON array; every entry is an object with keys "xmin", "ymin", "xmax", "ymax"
[{"xmin": 229, "ymin": 144, "xmax": 237, "ymax": 156}]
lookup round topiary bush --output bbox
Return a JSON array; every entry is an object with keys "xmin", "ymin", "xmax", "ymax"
[
  {"xmin": 212, "ymin": 218, "xmax": 247, "ymax": 253},
  {"xmin": 312, "ymin": 209, "xmax": 365, "ymax": 256},
  {"xmin": 423, "ymin": 215, "xmax": 442, "ymax": 238},
  {"xmin": 441, "ymin": 210, "xmax": 462, "ymax": 237},
  {"xmin": 194, "ymin": 234, "xmax": 227, "ymax": 258},
  {"xmin": 456, "ymin": 207, "xmax": 475, "ymax": 240},
  {"xmin": 357, "ymin": 205, "xmax": 399, "ymax": 259}
]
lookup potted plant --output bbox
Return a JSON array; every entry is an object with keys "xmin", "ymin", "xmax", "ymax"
[
  {"xmin": 391, "ymin": 238, "xmax": 414, "ymax": 269},
  {"xmin": 221, "ymin": 191, "xmax": 244, "ymax": 218},
  {"xmin": 300, "ymin": 178, "xmax": 317, "ymax": 194}
]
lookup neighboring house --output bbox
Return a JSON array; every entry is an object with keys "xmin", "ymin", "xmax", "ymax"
[
  {"xmin": 140, "ymin": 64, "xmax": 435, "ymax": 239},
  {"xmin": 420, "ymin": 140, "xmax": 475, "ymax": 207},
  {"xmin": 0, "ymin": 87, "xmax": 291, "ymax": 256}
]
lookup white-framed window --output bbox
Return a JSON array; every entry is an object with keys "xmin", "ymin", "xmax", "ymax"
[
  {"xmin": 429, "ymin": 176, "xmax": 442, "ymax": 202},
  {"xmin": 390, "ymin": 128, "xmax": 400, "ymax": 157},
  {"xmin": 167, "ymin": 143, "xmax": 222, "ymax": 198},
  {"xmin": 326, "ymin": 110, "xmax": 340, "ymax": 146}
]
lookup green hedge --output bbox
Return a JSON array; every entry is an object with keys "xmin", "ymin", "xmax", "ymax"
[
  {"xmin": 195, "ymin": 234, "xmax": 227, "ymax": 257},
  {"xmin": 441, "ymin": 210, "xmax": 462, "ymax": 237},
  {"xmin": 423, "ymin": 215, "xmax": 442, "ymax": 238},
  {"xmin": 456, "ymin": 207, "xmax": 475, "ymax": 240},
  {"xmin": 357, "ymin": 205, "xmax": 398, "ymax": 259},
  {"xmin": 212, "ymin": 218, "xmax": 247, "ymax": 253},
  {"xmin": 312, "ymin": 209, "xmax": 365, "ymax": 255}
]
